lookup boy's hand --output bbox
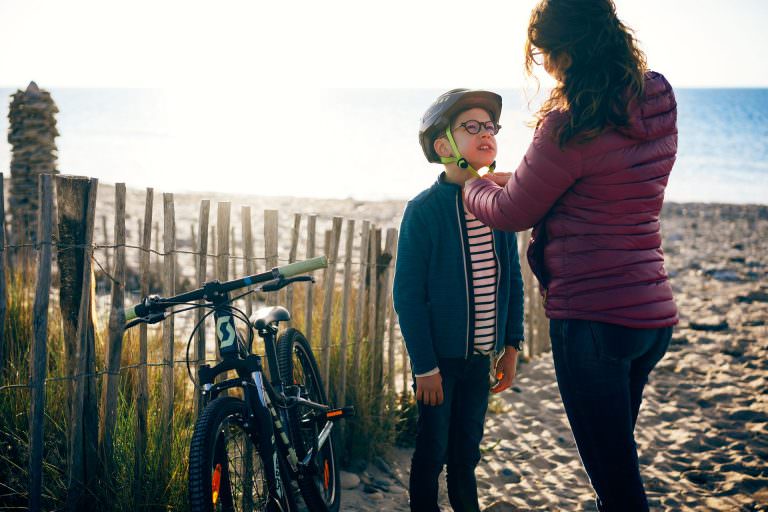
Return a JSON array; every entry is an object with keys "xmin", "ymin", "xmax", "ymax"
[
  {"xmin": 491, "ymin": 349, "xmax": 518, "ymax": 394},
  {"xmin": 415, "ymin": 373, "xmax": 444, "ymax": 406},
  {"xmin": 482, "ymin": 171, "xmax": 512, "ymax": 187}
]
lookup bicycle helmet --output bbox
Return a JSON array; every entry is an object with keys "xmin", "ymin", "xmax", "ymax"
[{"xmin": 419, "ymin": 89, "xmax": 502, "ymax": 174}]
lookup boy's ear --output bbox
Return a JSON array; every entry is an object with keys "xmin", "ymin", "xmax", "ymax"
[{"xmin": 433, "ymin": 137, "xmax": 453, "ymax": 159}]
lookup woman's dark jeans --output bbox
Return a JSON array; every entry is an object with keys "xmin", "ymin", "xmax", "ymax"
[
  {"xmin": 409, "ymin": 354, "xmax": 490, "ymax": 512},
  {"xmin": 550, "ymin": 319, "xmax": 672, "ymax": 512}
]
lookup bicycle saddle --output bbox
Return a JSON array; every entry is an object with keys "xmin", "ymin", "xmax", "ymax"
[{"xmin": 251, "ymin": 306, "xmax": 291, "ymax": 330}]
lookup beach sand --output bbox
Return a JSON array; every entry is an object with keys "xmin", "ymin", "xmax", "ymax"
[
  {"xmin": 95, "ymin": 185, "xmax": 767, "ymax": 511},
  {"xmin": 335, "ymin": 203, "xmax": 768, "ymax": 511}
]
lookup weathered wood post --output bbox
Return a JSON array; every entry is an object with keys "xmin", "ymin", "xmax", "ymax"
[
  {"xmin": 352, "ymin": 220, "xmax": 370, "ymax": 387},
  {"xmin": 285, "ymin": 214, "xmax": 302, "ymax": 323},
  {"xmin": 320, "ymin": 217, "xmax": 342, "ymax": 392},
  {"xmin": 241, "ymin": 206, "xmax": 254, "ymax": 316},
  {"xmin": 215, "ymin": 203, "xmax": 230, "ymax": 362},
  {"xmin": 304, "ymin": 215, "xmax": 317, "ymax": 338},
  {"xmin": 230, "ymin": 226, "xmax": 236, "ymax": 278},
  {"xmin": 28, "ymin": 174, "xmax": 53, "ymax": 512},
  {"xmin": 134, "ymin": 188, "xmax": 153, "ymax": 507},
  {"xmin": 368, "ymin": 227, "xmax": 382, "ymax": 391},
  {"xmin": 160, "ymin": 193, "xmax": 176, "ymax": 478},
  {"xmin": 99, "ymin": 183, "xmax": 126, "ymax": 475},
  {"xmin": 384, "ymin": 228, "xmax": 398, "ymax": 411},
  {"xmin": 338, "ymin": 220, "xmax": 355, "ymax": 410},
  {"xmin": 61, "ymin": 176, "xmax": 99, "ymax": 512},
  {"xmin": 195, "ymin": 200, "xmax": 210, "ymax": 417},
  {"xmin": 217, "ymin": 203, "xmax": 231, "ymax": 282},
  {"xmin": 264, "ymin": 210, "xmax": 279, "ymax": 305}
]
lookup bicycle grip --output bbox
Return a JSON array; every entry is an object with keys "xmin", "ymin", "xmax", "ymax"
[
  {"xmin": 278, "ymin": 255, "xmax": 328, "ymax": 278},
  {"xmin": 124, "ymin": 305, "xmax": 139, "ymax": 322}
]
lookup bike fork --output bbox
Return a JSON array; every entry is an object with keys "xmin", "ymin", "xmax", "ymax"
[{"xmin": 250, "ymin": 371, "xmax": 295, "ymax": 511}]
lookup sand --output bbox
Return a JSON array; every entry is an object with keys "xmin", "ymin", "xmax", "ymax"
[{"xmin": 337, "ymin": 203, "xmax": 768, "ymax": 511}]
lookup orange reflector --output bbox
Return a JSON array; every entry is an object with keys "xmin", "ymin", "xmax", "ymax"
[
  {"xmin": 323, "ymin": 460, "xmax": 330, "ymax": 490},
  {"xmin": 212, "ymin": 463, "xmax": 222, "ymax": 504},
  {"xmin": 326, "ymin": 410, "xmax": 343, "ymax": 418},
  {"xmin": 496, "ymin": 372, "xmax": 504, "ymax": 380}
]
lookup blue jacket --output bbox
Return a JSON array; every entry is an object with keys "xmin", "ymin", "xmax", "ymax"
[{"xmin": 393, "ymin": 173, "xmax": 525, "ymax": 375}]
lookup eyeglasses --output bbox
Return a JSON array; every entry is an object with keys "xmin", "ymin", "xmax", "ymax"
[
  {"xmin": 531, "ymin": 49, "xmax": 544, "ymax": 65},
  {"xmin": 454, "ymin": 120, "xmax": 501, "ymax": 135}
]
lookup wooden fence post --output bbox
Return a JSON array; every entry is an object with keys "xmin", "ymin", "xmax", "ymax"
[
  {"xmin": 304, "ymin": 215, "xmax": 317, "ymax": 338},
  {"xmin": 64, "ymin": 176, "xmax": 99, "ymax": 512},
  {"xmin": 99, "ymin": 183, "xmax": 126, "ymax": 475},
  {"xmin": 195, "ymin": 200, "xmax": 210, "ymax": 418},
  {"xmin": 217, "ymin": 202, "xmax": 231, "ymax": 281},
  {"xmin": 320, "ymin": 217, "xmax": 342, "ymax": 393},
  {"xmin": 134, "ymin": 188, "xmax": 153, "ymax": 508},
  {"xmin": 153, "ymin": 221, "xmax": 160, "ymax": 277},
  {"xmin": 264, "ymin": 210, "xmax": 279, "ymax": 305},
  {"xmin": 384, "ymin": 228, "xmax": 398, "ymax": 410},
  {"xmin": 28, "ymin": 174, "xmax": 53, "ymax": 512},
  {"xmin": 285, "ymin": 213, "xmax": 301, "ymax": 322},
  {"xmin": 160, "ymin": 193, "xmax": 176, "ymax": 478},
  {"xmin": 230, "ymin": 226, "xmax": 237, "ymax": 278},
  {"xmin": 338, "ymin": 219, "xmax": 354, "ymax": 411},
  {"xmin": 209, "ymin": 225, "xmax": 216, "ymax": 280},
  {"xmin": 352, "ymin": 220, "xmax": 370, "ymax": 385},
  {"xmin": 241, "ymin": 206, "xmax": 253, "ymax": 317},
  {"xmin": 368, "ymin": 227, "xmax": 382, "ymax": 392},
  {"xmin": 0, "ymin": 173, "xmax": 6, "ymax": 376},
  {"xmin": 518, "ymin": 229, "xmax": 549, "ymax": 358}
]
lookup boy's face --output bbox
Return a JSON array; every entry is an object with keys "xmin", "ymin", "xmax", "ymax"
[{"xmin": 436, "ymin": 107, "xmax": 498, "ymax": 169}]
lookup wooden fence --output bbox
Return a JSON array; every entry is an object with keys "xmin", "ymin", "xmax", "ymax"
[{"xmin": 0, "ymin": 173, "xmax": 550, "ymax": 510}]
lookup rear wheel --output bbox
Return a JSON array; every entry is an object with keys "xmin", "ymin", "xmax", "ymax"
[
  {"xmin": 189, "ymin": 396, "xmax": 290, "ymax": 512},
  {"xmin": 277, "ymin": 328, "xmax": 340, "ymax": 512}
]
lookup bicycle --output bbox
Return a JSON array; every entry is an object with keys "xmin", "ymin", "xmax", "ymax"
[{"xmin": 124, "ymin": 255, "xmax": 353, "ymax": 512}]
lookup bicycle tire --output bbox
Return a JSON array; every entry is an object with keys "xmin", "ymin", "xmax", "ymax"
[
  {"xmin": 189, "ymin": 396, "xmax": 292, "ymax": 512},
  {"xmin": 277, "ymin": 328, "xmax": 341, "ymax": 512}
]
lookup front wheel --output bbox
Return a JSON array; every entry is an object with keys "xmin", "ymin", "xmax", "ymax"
[
  {"xmin": 277, "ymin": 328, "xmax": 341, "ymax": 512},
  {"xmin": 188, "ymin": 396, "xmax": 291, "ymax": 512}
]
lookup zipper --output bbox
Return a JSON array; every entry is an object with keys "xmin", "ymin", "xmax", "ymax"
[
  {"xmin": 491, "ymin": 230, "xmax": 500, "ymax": 354},
  {"xmin": 455, "ymin": 192, "xmax": 472, "ymax": 360}
]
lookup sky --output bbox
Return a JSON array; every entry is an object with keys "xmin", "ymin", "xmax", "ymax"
[
  {"xmin": 1, "ymin": 0, "xmax": 767, "ymax": 90},
  {"xmin": 0, "ymin": 0, "xmax": 766, "ymax": 201}
]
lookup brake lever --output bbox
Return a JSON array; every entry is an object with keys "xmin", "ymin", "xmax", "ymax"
[
  {"xmin": 125, "ymin": 311, "xmax": 167, "ymax": 329},
  {"xmin": 262, "ymin": 275, "xmax": 315, "ymax": 292}
]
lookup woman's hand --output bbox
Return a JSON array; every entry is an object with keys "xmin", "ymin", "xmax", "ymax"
[
  {"xmin": 415, "ymin": 373, "xmax": 444, "ymax": 406},
  {"xmin": 491, "ymin": 349, "xmax": 519, "ymax": 394},
  {"xmin": 483, "ymin": 171, "xmax": 512, "ymax": 187}
]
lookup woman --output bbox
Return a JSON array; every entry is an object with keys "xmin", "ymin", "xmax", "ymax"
[{"xmin": 463, "ymin": 0, "xmax": 677, "ymax": 510}]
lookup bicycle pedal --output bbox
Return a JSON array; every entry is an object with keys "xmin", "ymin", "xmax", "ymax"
[{"xmin": 325, "ymin": 406, "xmax": 355, "ymax": 421}]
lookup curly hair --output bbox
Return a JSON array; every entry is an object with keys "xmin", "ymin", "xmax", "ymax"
[{"xmin": 525, "ymin": 0, "xmax": 648, "ymax": 147}]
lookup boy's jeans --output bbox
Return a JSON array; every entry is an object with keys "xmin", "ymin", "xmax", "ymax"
[
  {"xmin": 409, "ymin": 354, "xmax": 490, "ymax": 512},
  {"xmin": 550, "ymin": 319, "xmax": 672, "ymax": 512}
]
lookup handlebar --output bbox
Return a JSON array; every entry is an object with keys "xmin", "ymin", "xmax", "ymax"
[{"xmin": 124, "ymin": 255, "xmax": 328, "ymax": 325}]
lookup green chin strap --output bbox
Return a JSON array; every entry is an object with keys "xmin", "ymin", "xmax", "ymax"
[{"xmin": 438, "ymin": 125, "xmax": 496, "ymax": 178}]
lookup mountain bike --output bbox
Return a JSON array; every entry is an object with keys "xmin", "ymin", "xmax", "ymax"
[{"xmin": 124, "ymin": 255, "xmax": 353, "ymax": 512}]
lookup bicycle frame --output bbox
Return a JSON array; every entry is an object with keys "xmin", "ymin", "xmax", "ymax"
[{"xmin": 198, "ymin": 293, "xmax": 299, "ymax": 506}]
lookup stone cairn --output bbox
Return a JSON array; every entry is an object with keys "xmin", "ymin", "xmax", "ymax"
[{"xmin": 7, "ymin": 81, "xmax": 59, "ymax": 245}]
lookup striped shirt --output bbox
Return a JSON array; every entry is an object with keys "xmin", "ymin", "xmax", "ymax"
[{"xmin": 465, "ymin": 203, "xmax": 497, "ymax": 355}]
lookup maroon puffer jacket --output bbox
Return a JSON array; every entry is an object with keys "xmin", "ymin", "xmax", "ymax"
[{"xmin": 464, "ymin": 71, "xmax": 678, "ymax": 328}]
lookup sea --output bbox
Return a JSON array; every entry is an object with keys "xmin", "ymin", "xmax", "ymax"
[{"xmin": 0, "ymin": 86, "xmax": 766, "ymax": 204}]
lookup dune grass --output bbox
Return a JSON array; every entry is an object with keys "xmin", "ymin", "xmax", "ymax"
[{"xmin": 0, "ymin": 261, "xmax": 408, "ymax": 509}]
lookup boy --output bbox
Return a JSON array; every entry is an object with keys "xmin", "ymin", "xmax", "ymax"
[{"xmin": 393, "ymin": 89, "xmax": 525, "ymax": 512}]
